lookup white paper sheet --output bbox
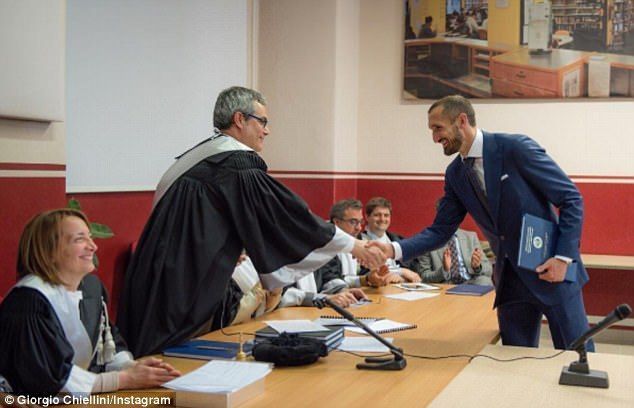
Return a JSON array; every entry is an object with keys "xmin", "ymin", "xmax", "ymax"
[
  {"xmin": 384, "ymin": 291, "xmax": 440, "ymax": 301},
  {"xmin": 345, "ymin": 319, "xmax": 414, "ymax": 335},
  {"xmin": 396, "ymin": 282, "xmax": 440, "ymax": 291},
  {"xmin": 162, "ymin": 361, "xmax": 271, "ymax": 393},
  {"xmin": 337, "ymin": 337, "xmax": 393, "ymax": 353},
  {"xmin": 265, "ymin": 319, "xmax": 328, "ymax": 333}
]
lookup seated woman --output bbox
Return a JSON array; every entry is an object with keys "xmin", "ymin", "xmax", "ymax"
[{"xmin": 0, "ymin": 209, "xmax": 180, "ymax": 396}]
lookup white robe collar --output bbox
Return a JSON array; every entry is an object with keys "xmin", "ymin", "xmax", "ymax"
[{"xmin": 153, "ymin": 130, "xmax": 254, "ymax": 208}]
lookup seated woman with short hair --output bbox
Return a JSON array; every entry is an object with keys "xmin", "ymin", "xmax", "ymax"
[{"xmin": 0, "ymin": 209, "xmax": 180, "ymax": 396}]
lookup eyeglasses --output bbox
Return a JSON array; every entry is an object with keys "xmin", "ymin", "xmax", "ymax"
[
  {"xmin": 244, "ymin": 112, "xmax": 268, "ymax": 128},
  {"xmin": 338, "ymin": 218, "xmax": 364, "ymax": 227}
]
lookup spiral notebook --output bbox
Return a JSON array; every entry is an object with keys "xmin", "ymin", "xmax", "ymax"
[
  {"xmin": 314, "ymin": 316, "xmax": 384, "ymax": 327},
  {"xmin": 344, "ymin": 319, "xmax": 417, "ymax": 335}
]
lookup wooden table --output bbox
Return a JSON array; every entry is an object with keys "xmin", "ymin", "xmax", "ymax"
[
  {"xmin": 430, "ymin": 344, "xmax": 634, "ymax": 407},
  {"xmin": 117, "ymin": 285, "xmax": 499, "ymax": 407},
  {"xmin": 56, "ymin": 285, "xmax": 496, "ymax": 407}
]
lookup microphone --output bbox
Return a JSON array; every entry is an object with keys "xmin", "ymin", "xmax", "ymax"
[
  {"xmin": 313, "ymin": 296, "xmax": 406, "ymax": 370},
  {"xmin": 568, "ymin": 304, "xmax": 631, "ymax": 351},
  {"xmin": 559, "ymin": 303, "xmax": 631, "ymax": 389}
]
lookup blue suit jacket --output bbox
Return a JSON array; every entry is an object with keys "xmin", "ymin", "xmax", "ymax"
[{"xmin": 400, "ymin": 132, "xmax": 588, "ymax": 306}]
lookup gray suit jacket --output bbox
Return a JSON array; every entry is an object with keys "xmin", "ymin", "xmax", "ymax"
[{"xmin": 419, "ymin": 229, "xmax": 492, "ymax": 285}]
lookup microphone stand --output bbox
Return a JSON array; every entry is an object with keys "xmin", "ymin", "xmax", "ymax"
[
  {"xmin": 559, "ymin": 303, "xmax": 631, "ymax": 388},
  {"xmin": 559, "ymin": 345, "xmax": 608, "ymax": 388},
  {"xmin": 313, "ymin": 297, "xmax": 407, "ymax": 371}
]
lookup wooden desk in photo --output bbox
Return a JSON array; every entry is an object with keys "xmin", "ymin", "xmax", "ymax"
[
  {"xmin": 430, "ymin": 344, "xmax": 634, "ymax": 407},
  {"xmin": 490, "ymin": 48, "xmax": 587, "ymax": 98},
  {"xmin": 404, "ymin": 37, "xmax": 517, "ymax": 98}
]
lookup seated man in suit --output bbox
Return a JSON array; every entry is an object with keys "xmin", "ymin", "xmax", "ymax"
[
  {"xmin": 313, "ymin": 199, "xmax": 391, "ymax": 290},
  {"xmin": 420, "ymin": 228, "xmax": 493, "ymax": 285},
  {"xmin": 419, "ymin": 200, "xmax": 492, "ymax": 285},
  {"xmin": 362, "ymin": 197, "xmax": 424, "ymax": 283}
]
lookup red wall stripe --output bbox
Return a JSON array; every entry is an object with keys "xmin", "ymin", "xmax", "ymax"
[
  {"xmin": 0, "ymin": 163, "xmax": 66, "ymax": 171},
  {"xmin": 584, "ymin": 268, "xmax": 634, "ymax": 316},
  {"xmin": 0, "ymin": 178, "xmax": 66, "ymax": 296}
]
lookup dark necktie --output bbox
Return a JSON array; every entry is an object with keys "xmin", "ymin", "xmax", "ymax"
[
  {"xmin": 447, "ymin": 237, "xmax": 465, "ymax": 284},
  {"xmin": 464, "ymin": 157, "xmax": 491, "ymax": 216}
]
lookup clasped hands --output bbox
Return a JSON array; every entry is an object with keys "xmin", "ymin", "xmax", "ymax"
[{"xmin": 351, "ymin": 239, "xmax": 392, "ymax": 270}]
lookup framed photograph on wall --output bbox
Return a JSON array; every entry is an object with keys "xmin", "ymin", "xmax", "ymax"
[{"xmin": 403, "ymin": 0, "xmax": 634, "ymax": 100}]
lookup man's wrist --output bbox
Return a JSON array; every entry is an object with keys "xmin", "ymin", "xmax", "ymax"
[{"xmin": 554, "ymin": 255, "xmax": 573, "ymax": 264}]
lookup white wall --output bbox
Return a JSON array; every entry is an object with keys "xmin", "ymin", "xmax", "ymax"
[
  {"xmin": 258, "ymin": 0, "xmax": 338, "ymax": 171},
  {"xmin": 0, "ymin": 120, "xmax": 65, "ymax": 166},
  {"xmin": 259, "ymin": 0, "xmax": 634, "ymax": 179},
  {"xmin": 66, "ymin": 0, "xmax": 248, "ymax": 192},
  {"xmin": 0, "ymin": 0, "xmax": 65, "ymax": 122},
  {"xmin": 333, "ymin": 0, "xmax": 360, "ymax": 172},
  {"xmin": 0, "ymin": 0, "xmax": 65, "ymax": 169}
]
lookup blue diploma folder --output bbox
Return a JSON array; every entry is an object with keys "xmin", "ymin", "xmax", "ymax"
[
  {"xmin": 446, "ymin": 283, "xmax": 494, "ymax": 296},
  {"xmin": 517, "ymin": 214, "xmax": 576, "ymax": 282},
  {"xmin": 163, "ymin": 339, "xmax": 253, "ymax": 360}
]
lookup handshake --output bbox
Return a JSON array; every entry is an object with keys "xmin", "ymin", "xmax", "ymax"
[{"xmin": 350, "ymin": 239, "xmax": 395, "ymax": 271}]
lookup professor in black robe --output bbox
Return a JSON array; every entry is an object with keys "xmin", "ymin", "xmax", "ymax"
[
  {"xmin": 117, "ymin": 87, "xmax": 384, "ymax": 357},
  {"xmin": 0, "ymin": 274, "xmax": 130, "ymax": 396}
]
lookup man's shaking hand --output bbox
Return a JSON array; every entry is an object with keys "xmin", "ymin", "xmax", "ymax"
[
  {"xmin": 365, "ymin": 240, "xmax": 395, "ymax": 259},
  {"xmin": 351, "ymin": 239, "xmax": 387, "ymax": 269}
]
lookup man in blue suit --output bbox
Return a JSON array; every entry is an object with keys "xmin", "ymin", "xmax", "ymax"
[{"xmin": 372, "ymin": 95, "xmax": 593, "ymax": 350}]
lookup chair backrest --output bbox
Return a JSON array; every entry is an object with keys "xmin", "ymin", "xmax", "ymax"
[{"xmin": 477, "ymin": 29, "xmax": 487, "ymax": 40}]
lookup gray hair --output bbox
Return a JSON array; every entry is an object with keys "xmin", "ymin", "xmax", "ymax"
[
  {"xmin": 213, "ymin": 86, "xmax": 266, "ymax": 130},
  {"xmin": 428, "ymin": 95, "xmax": 476, "ymax": 126},
  {"xmin": 329, "ymin": 199, "xmax": 363, "ymax": 222}
]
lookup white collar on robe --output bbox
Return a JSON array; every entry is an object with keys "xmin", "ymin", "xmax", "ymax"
[
  {"xmin": 15, "ymin": 275, "xmax": 94, "ymax": 369},
  {"xmin": 153, "ymin": 130, "xmax": 254, "ymax": 208}
]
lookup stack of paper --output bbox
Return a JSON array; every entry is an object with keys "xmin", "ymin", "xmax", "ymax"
[
  {"xmin": 336, "ymin": 337, "xmax": 393, "ymax": 353},
  {"xmin": 163, "ymin": 360, "xmax": 272, "ymax": 408}
]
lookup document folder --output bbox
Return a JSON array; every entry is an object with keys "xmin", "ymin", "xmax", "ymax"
[{"xmin": 518, "ymin": 214, "xmax": 576, "ymax": 282}]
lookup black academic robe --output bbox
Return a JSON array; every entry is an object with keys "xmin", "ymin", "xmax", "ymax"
[
  {"xmin": 117, "ymin": 150, "xmax": 338, "ymax": 357},
  {"xmin": 0, "ymin": 274, "xmax": 128, "ymax": 396}
]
